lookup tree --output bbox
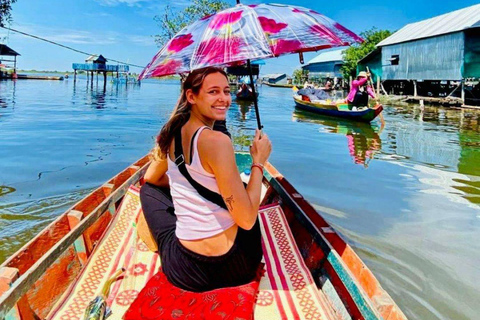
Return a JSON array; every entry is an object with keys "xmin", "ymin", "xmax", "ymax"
[
  {"xmin": 0, "ymin": 0, "xmax": 17, "ymax": 28},
  {"xmin": 154, "ymin": 0, "xmax": 229, "ymax": 48},
  {"xmin": 292, "ymin": 68, "xmax": 308, "ymax": 85},
  {"xmin": 341, "ymin": 28, "xmax": 392, "ymax": 79}
]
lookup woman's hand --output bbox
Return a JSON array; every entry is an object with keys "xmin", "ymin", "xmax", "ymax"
[{"xmin": 250, "ymin": 129, "xmax": 272, "ymax": 165}]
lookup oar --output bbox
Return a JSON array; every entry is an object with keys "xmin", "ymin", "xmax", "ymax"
[
  {"xmin": 366, "ymin": 66, "xmax": 385, "ymax": 124},
  {"xmin": 366, "ymin": 66, "xmax": 379, "ymax": 105}
]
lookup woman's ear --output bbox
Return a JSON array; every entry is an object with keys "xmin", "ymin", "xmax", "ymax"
[{"xmin": 185, "ymin": 89, "xmax": 196, "ymax": 105}]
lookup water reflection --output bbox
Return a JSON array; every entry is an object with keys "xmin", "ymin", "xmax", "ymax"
[
  {"xmin": 384, "ymin": 103, "xmax": 480, "ymax": 206},
  {"xmin": 292, "ymin": 109, "xmax": 384, "ymax": 167},
  {"xmin": 234, "ymin": 99, "xmax": 254, "ymax": 121}
]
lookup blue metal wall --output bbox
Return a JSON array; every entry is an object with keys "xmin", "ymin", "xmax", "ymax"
[
  {"xmin": 72, "ymin": 63, "xmax": 129, "ymax": 72},
  {"xmin": 381, "ymin": 32, "xmax": 464, "ymax": 80},
  {"xmin": 302, "ymin": 61, "xmax": 343, "ymax": 78}
]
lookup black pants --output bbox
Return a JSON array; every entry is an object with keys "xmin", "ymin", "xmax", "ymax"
[
  {"xmin": 140, "ymin": 183, "xmax": 263, "ymax": 292},
  {"xmin": 351, "ymin": 91, "xmax": 369, "ymax": 107}
]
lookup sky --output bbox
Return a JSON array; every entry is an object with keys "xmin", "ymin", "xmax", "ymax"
[{"xmin": 0, "ymin": 0, "xmax": 479, "ymax": 76}]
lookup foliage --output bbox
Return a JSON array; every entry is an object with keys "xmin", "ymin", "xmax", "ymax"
[
  {"xmin": 341, "ymin": 28, "xmax": 392, "ymax": 79},
  {"xmin": 292, "ymin": 68, "xmax": 308, "ymax": 84},
  {"xmin": 0, "ymin": 0, "xmax": 16, "ymax": 28},
  {"xmin": 154, "ymin": 0, "xmax": 229, "ymax": 48}
]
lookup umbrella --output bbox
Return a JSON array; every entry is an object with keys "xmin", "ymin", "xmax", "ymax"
[{"xmin": 139, "ymin": 2, "xmax": 362, "ymax": 128}]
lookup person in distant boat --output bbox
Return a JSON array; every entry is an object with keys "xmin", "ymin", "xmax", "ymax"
[
  {"xmin": 303, "ymin": 79, "xmax": 313, "ymax": 89},
  {"xmin": 346, "ymin": 71, "xmax": 376, "ymax": 110},
  {"xmin": 140, "ymin": 67, "xmax": 272, "ymax": 292},
  {"xmin": 324, "ymin": 79, "xmax": 332, "ymax": 90},
  {"xmin": 237, "ymin": 82, "xmax": 252, "ymax": 94}
]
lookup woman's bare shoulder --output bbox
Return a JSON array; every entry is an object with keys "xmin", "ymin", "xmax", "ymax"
[{"xmin": 199, "ymin": 129, "xmax": 232, "ymax": 149}]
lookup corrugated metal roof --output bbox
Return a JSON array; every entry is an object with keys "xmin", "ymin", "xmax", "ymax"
[
  {"xmin": 306, "ymin": 47, "xmax": 347, "ymax": 64},
  {"xmin": 378, "ymin": 4, "xmax": 480, "ymax": 47}
]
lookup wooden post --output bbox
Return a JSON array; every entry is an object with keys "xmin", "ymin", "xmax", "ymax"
[
  {"xmin": 414, "ymin": 80, "xmax": 417, "ymax": 97},
  {"xmin": 73, "ymin": 70, "xmax": 77, "ymax": 82},
  {"xmin": 67, "ymin": 210, "xmax": 88, "ymax": 265},
  {"xmin": 0, "ymin": 267, "xmax": 36, "ymax": 320},
  {"xmin": 90, "ymin": 71, "xmax": 93, "ymax": 83},
  {"xmin": 376, "ymin": 76, "xmax": 380, "ymax": 96},
  {"xmin": 461, "ymin": 80, "xmax": 465, "ymax": 105}
]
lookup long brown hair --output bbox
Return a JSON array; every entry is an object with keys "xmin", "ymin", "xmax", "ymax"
[{"xmin": 154, "ymin": 66, "xmax": 228, "ymax": 159}]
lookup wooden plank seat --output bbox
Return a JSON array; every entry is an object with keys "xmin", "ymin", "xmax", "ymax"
[{"xmin": 46, "ymin": 186, "xmax": 335, "ymax": 320}]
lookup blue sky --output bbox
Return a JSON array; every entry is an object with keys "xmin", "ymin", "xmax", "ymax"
[{"xmin": 0, "ymin": 0, "xmax": 478, "ymax": 75}]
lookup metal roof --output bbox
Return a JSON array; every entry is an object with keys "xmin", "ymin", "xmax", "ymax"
[
  {"xmin": 378, "ymin": 4, "xmax": 480, "ymax": 47},
  {"xmin": 0, "ymin": 44, "xmax": 20, "ymax": 56},
  {"xmin": 306, "ymin": 47, "xmax": 347, "ymax": 64}
]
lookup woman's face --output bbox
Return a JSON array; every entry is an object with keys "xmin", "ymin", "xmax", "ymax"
[{"xmin": 188, "ymin": 72, "xmax": 231, "ymax": 121}]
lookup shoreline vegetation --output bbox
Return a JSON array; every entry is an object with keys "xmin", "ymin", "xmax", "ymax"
[{"xmin": 15, "ymin": 70, "xmax": 181, "ymax": 80}]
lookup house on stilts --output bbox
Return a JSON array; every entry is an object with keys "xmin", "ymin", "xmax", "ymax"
[
  {"xmin": 0, "ymin": 44, "xmax": 20, "ymax": 79},
  {"xmin": 72, "ymin": 54, "xmax": 129, "ymax": 84},
  {"xmin": 358, "ymin": 3, "xmax": 480, "ymax": 106}
]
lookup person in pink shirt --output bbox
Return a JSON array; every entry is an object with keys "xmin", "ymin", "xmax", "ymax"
[{"xmin": 346, "ymin": 71, "xmax": 376, "ymax": 110}]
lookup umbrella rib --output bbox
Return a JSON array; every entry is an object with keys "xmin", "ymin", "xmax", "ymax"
[
  {"xmin": 246, "ymin": 4, "xmax": 274, "ymax": 59},
  {"xmin": 189, "ymin": 19, "xmax": 207, "ymax": 71}
]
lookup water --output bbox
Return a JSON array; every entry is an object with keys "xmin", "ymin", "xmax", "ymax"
[{"xmin": 1, "ymin": 76, "xmax": 479, "ymax": 320}]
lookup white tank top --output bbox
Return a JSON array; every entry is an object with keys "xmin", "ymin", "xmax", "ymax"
[{"xmin": 166, "ymin": 126, "xmax": 235, "ymax": 240}]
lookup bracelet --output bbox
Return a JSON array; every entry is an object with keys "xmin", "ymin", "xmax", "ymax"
[{"xmin": 251, "ymin": 163, "xmax": 264, "ymax": 174}]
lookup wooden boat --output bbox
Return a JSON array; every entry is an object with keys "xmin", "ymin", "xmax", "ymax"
[
  {"xmin": 0, "ymin": 154, "xmax": 406, "ymax": 320},
  {"xmin": 263, "ymin": 81, "xmax": 298, "ymax": 88},
  {"xmin": 236, "ymin": 89, "xmax": 259, "ymax": 101},
  {"xmin": 294, "ymin": 95, "xmax": 383, "ymax": 122}
]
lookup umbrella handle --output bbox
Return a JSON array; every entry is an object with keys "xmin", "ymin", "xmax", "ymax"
[{"xmin": 247, "ymin": 59, "xmax": 263, "ymax": 130}]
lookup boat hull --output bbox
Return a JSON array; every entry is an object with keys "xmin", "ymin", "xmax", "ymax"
[
  {"xmin": 0, "ymin": 154, "xmax": 405, "ymax": 320},
  {"xmin": 236, "ymin": 91, "xmax": 259, "ymax": 101},
  {"xmin": 294, "ymin": 96, "xmax": 383, "ymax": 122}
]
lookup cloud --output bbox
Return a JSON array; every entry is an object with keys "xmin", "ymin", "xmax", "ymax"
[
  {"xmin": 95, "ymin": 0, "xmax": 153, "ymax": 7},
  {"xmin": 127, "ymin": 35, "xmax": 155, "ymax": 46}
]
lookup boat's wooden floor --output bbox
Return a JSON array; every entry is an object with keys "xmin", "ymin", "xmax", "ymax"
[{"xmin": 47, "ymin": 186, "xmax": 335, "ymax": 320}]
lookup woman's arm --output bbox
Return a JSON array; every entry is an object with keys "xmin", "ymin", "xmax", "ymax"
[
  {"xmin": 201, "ymin": 129, "xmax": 271, "ymax": 230},
  {"xmin": 144, "ymin": 157, "xmax": 169, "ymax": 187}
]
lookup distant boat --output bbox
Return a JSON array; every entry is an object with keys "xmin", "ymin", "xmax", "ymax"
[
  {"xmin": 293, "ymin": 95, "xmax": 383, "ymax": 122},
  {"xmin": 263, "ymin": 81, "xmax": 297, "ymax": 88}
]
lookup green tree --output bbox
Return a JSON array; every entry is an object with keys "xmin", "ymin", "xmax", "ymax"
[
  {"xmin": 292, "ymin": 68, "xmax": 308, "ymax": 85},
  {"xmin": 0, "ymin": 0, "xmax": 17, "ymax": 27},
  {"xmin": 154, "ymin": 0, "xmax": 229, "ymax": 48},
  {"xmin": 341, "ymin": 28, "xmax": 392, "ymax": 79}
]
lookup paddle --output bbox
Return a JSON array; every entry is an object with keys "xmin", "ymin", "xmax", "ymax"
[
  {"xmin": 366, "ymin": 66, "xmax": 385, "ymax": 125},
  {"xmin": 366, "ymin": 66, "xmax": 379, "ymax": 105}
]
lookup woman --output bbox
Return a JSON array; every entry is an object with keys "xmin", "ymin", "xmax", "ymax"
[
  {"xmin": 140, "ymin": 66, "xmax": 272, "ymax": 292},
  {"xmin": 346, "ymin": 71, "xmax": 376, "ymax": 109}
]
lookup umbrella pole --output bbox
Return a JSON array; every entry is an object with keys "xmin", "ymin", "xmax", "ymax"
[{"xmin": 247, "ymin": 59, "xmax": 263, "ymax": 129}]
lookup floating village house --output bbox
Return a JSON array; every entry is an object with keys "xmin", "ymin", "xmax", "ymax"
[
  {"xmin": 72, "ymin": 54, "xmax": 129, "ymax": 83},
  {"xmin": 358, "ymin": 3, "xmax": 480, "ymax": 105},
  {"xmin": 0, "ymin": 44, "xmax": 20, "ymax": 79},
  {"xmin": 301, "ymin": 47, "xmax": 346, "ymax": 85}
]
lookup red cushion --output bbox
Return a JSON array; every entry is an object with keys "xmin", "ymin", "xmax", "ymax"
[{"xmin": 123, "ymin": 266, "xmax": 263, "ymax": 320}]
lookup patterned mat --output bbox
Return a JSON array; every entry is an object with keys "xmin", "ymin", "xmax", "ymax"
[
  {"xmin": 48, "ymin": 187, "xmax": 334, "ymax": 320},
  {"xmin": 47, "ymin": 186, "xmax": 159, "ymax": 320},
  {"xmin": 256, "ymin": 204, "xmax": 335, "ymax": 320}
]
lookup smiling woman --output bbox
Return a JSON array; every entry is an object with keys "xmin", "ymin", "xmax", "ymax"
[{"xmin": 141, "ymin": 66, "xmax": 272, "ymax": 292}]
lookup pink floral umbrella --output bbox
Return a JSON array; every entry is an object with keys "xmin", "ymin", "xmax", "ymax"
[{"xmin": 139, "ymin": 3, "xmax": 362, "ymax": 128}]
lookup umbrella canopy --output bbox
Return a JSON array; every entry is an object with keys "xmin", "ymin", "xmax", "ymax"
[{"xmin": 139, "ymin": 3, "xmax": 362, "ymax": 79}]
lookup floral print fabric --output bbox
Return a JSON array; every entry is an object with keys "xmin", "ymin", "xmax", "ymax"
[{"xmin": 139, "ymin": 3, "xmax": 362, "ymax": 79}]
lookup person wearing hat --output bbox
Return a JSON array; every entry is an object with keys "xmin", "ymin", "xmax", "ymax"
[{"xmin": 346, "ymin": 71, "xmax": 376, "ymax": 110}]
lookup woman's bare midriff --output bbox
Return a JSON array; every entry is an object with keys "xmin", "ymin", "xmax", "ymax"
[{"xmin": 179, "ymin": 224, "xmax": 238, "ymax": 256}]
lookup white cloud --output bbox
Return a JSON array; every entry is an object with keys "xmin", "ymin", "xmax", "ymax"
[
  {"xmin": 127, "ymin": 35, "xmax": 155, "ymax": 46},
  {"xmin": 95, "ymin": 0, "xmax": 153, "ymax": 7}
]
